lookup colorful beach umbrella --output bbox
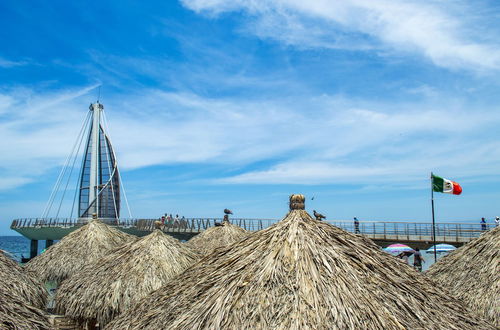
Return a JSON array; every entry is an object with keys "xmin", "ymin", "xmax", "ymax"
[
  {"xmin": 383, "ymin": 243, "xmax": 414, "ymax": 255},
  {"xmin": 426, "ymin": 244, "xmax": 456, "ymax": 254}
]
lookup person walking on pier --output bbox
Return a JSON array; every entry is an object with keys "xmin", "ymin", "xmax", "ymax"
[
  {"xmin": 413, "ymin": 247, "xmax": 425, "ymax": 272},
  {"xmin": 481, "ymin": 217, "xmax": 487, "ymax": 231},
  {"xmin": 354, "ymin": 217, "xmax": 360, "ymax": 234}
]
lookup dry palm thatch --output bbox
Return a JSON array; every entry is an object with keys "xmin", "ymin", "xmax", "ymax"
[
  {"xmin": 0, "ymin": 289, "xmax": 50, "ymax": 330},
  {"xmin": 0, "ymin": 250, "xmax": 47, "ymax": 309},
  {"xmin": 187, "ymin": 220, "xmax": 249, "ymax": 255},
  {"xmin": 427, "ymin": 225, "xmax": 500, "ymax": 327},
  {"xmin": 25, "ymin": 220, "xmax": 135, "ymax": 283},
  {"xmin": 55, "ymin": 230, "xmax": 199, "ymax": 327},
  {"xmin": 107, "ymin": 194, "xmax": 493, "ymax": 330}
]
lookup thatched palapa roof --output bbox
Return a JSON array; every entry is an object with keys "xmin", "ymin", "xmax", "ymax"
[
  {"xmin": 0, "ymin": 250, "xmax": 47, "ymax": 309},
  {"xmin": 26, "ymin": 220, "xmax": 135, "ymax": 283},
  {"xmin": 427, "ymin": 226, "xmax": 500, "ymax": 327},
  {"xmin": 187, "ymin": 220, "xmax": 248, "ymax": 255},
  {"xmin": 107, "ymin": 194, "xmax": 492, "ymax": 330},
  {"xmin": 55, "ymin": 230, "xmax": 199, "ymax": 327},
  {"xmin": 0, "ymin": 289, "xmax": 50, "ymax": 330}
]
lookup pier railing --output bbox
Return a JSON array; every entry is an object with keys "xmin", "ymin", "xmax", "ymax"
[
  {"xmin": 11, "ymin": 217, "xmax": 496, "ymax": 242},
  {"xmin": 9, "ymin": 218, "xmax": 277, "ymax": 231},
  {"xmin": 327, "ymin": 220, "xmax": 496, "ymax": 242}
]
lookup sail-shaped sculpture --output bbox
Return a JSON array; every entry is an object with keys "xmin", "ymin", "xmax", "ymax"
[{"xmin": 78, "ymin": 102, "xmax": 120, "ymax": 219}]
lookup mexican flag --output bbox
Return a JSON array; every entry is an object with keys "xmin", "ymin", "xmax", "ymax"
[{"xmin": 432, "ymin": 174, "xmax": 462, "ymax": 195}]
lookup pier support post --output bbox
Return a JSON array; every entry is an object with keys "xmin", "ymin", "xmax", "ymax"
[
  {"xmin": 45, "ymin": 239, "xmax": 54, "ymax": 249},
  {"xmin": 30, "ymin": 240, "xmax": 38, "ymax": 259}
]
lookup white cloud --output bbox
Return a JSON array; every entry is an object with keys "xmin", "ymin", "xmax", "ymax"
[
  {"xmin": 0, "ymin": 84, "xmax": 499, "ymax": 190},
  {"xmin": 0, "ymin": 57, "xmax": 29, "ymax": 68},
  {"xmin": 0, "ymin": 94, "xmax": 15, "ymax": 115},
  {"xmin": 181, "ymin": 0, "xmax": 500, "ymax": 71},
  {"xmin": 107, "ymin": 90, "xmax": 500, "ymax": 186},
  {"xmin": 0, "ymin": 177, "xmax": 33, "ymax": 190},
  {"xmin": 106, "ymin": 91, "xmax": 309, "ymax": 169},
  {"xmin": 217, "ymin": 141, "xmax": 500, "ymax": 185},
  {"xmin": 0, "ymin": 85, "xmax": 99, "ymax": 190}
]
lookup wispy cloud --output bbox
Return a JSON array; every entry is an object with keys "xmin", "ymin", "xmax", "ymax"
[
  {"xmin": 0, "ymin": 85, "xmax": 98, "ymax": 190},
  {"xmin": 181, "ymin": 0, "xmax": 500, "ymax": 71},
  {"xmin": 217, "ymin": 141, "xmax": 500, "ymax": 185},
  {"xmin": 0, "ymin": 57, "xmax": 30, "ymax": 68},
  {"xmin": 1, "ymin": 81, "xmax": 499, "ymax": 190},
  {"xmin": 212, "ymin": 103, "xmax": 500, "ymax": 185}
]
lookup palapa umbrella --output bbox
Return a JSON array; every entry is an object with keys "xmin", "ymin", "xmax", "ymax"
[
  {"xmin": 0, "ymin": 289, "xmax": 50, "ymax": 330},
  {"xmin": 25, "ymin": 219, "xmax": 135, "ymax": 283},
  {"xmin": 426, "ymin": 243, "xmax": 456, "ymax": 254},
  {"xmin": 107, "ymin": 194, "xmax": 493, "ymax": 330},
  {"xmin": 427, "ymin": 226, "xmax": 500, "ymax": 327},
  {"xmin": 0, "ymin": 250, "xmax": 47, "ymax": 309},
  {"xmin": 187, "ymin": 219, "xmax": 248, "ymax": 255},
  {"xmin": 383, "ymin": 243, "xmax": 414, "ymax": 255},
  {"xmin": 55, "ymin": 230, "xmax": 199, "ymax": 327}
]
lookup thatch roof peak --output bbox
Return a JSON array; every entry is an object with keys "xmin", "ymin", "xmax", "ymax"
[
  {"xmin": 427, "ymin": 226, "xmax": 500, "ymax": 327},
  {"xmin": 56, "ymin": 229, "xmax": 199, "ymax": 327},
  {"xmin": 136, "ymin": 228, "xmax": 165, "ymax": 242},
  {"xmin": 26, "ymin": 219, "xmax": 135, "ymax": 283},
  {"xmin": 187, "ymin": 221, "xmax": 248, "ymax": 256},
  {"xmin": 107, "ymin": 203, "xmax": 492, "ymax": 329},
  {"xmin": 0, "ymin": 250, "xmax": 47, "ymax": 309}
]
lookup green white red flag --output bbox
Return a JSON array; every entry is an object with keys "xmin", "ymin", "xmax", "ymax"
[{"xmin": 432, "ymin": 174, "xmax": 462, "ymax": 195}]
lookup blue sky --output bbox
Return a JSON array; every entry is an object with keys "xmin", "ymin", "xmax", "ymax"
[{"xmin": 1, "ymin": 0, "xmax": 500, "ymax": 235}]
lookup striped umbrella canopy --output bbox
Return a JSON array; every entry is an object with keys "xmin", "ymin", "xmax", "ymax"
[
  {"xmin": 426, "ymin": 244, "xmax": 456, "ymax": 254},
  {"xmin": 383, "ymin": 243, "xmax": 414, "ymax": 255}
]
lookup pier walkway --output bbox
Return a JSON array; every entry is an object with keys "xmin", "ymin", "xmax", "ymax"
[{"xmin": 11, "ymin": 218, "xmax": 495, "ymax": 258}]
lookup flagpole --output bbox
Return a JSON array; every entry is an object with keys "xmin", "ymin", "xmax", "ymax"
[{"xmin": 431, "ymin": 172, "xmax": 437, "ymax": 263}]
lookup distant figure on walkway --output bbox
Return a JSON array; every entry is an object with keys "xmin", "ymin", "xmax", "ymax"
[
  {"xmin": 481, "ymin": 217, "xmax": 487, "ymax": 231},
  {"xmin": 413, "ymin": 247, "xmax": 425, "ymax": 272},
  {"xmin": 495, "ymin": 216, "xmax": 499, "ymax": 227},
  {"xmin": 354, "ymin": 217, "xmax": 360, "ymax": 234},
  {"xmin": 313, "ymin": 210, "xmax": 326, "ymax": 221}
]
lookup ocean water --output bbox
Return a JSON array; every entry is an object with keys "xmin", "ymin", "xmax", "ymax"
[{"xmin": 0, "ymin": 236, "xmax": 50, "ymax": 262}]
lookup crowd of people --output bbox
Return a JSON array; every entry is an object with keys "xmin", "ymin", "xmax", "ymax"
[{"xmin": 158, "ymin": 214, "xmax": 188, "ymax": 228}]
